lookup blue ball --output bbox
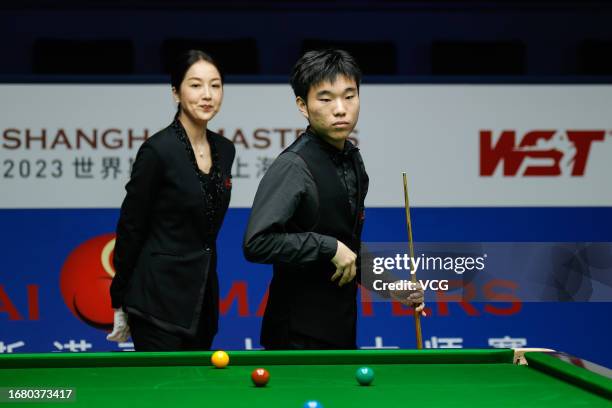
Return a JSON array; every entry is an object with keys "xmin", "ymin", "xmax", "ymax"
[
  {"xmin": 356, "ymin": 367, "xmax": 375, "ymax": 385},
  {"xmin": 303, "ymin": 400, "xmax": 323, "ymax": 408}
]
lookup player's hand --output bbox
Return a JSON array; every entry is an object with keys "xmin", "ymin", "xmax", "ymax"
[
  {"xmin": 106, "ymin": 308, "xmax": 131, "ymax": 342},
  {"xmin": 389, "ymin": 281, "xmax": 427, "ymax": 316},
  {"xmin": 330, "ymin": 240, "xmax": 357, "ymax": 287}
]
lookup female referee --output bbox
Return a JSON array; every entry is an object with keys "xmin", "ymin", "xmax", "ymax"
[{"xmin": 107, "ymin": 50, "xmax": 235, "ymax": 351}]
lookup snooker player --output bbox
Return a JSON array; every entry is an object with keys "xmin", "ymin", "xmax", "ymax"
[{"xmin": 243, "ymin": 49, "xmax": 424, "ymax": 350}]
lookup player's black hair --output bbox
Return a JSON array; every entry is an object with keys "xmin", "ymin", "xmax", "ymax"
[
  {"xmin": 290, "ymin": 49, "xmax": 362, "ymax": 101},
  {"xmin": 170, "ymin": 49, "xmax": 224, "ymax": 118}
]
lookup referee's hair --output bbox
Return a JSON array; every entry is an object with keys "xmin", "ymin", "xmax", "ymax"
[{"xmin": 290, "ymin": 49, "xmax": 362, "ymax": 101}]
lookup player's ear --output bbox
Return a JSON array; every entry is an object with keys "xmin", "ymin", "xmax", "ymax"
[
  {"xmin": 296, "ymin": 96, "xmax": 309, "ymax": 120},
  {"xmin": 171, "ymin": 86, "xmax": 180, "ymax": 103}
]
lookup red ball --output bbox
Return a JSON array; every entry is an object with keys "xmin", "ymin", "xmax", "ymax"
[{"xmin": 251, "ymin": 368, "xmax": 270, "ymax": 387}]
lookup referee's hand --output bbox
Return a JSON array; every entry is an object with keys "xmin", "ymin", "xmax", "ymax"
[
  {"xmin": 330, "ymin": 240, "xmax": 357, "ymax": 287},
  {"xmin": 106, "ymin": 308, "xmax": 131, "ymax": 342}
]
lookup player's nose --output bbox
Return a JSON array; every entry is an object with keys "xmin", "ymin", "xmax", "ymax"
[{"xmin": 333, "ymin": 99, "xmax": 347, "ymax": 115}]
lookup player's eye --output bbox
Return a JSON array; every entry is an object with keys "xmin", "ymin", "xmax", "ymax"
[
  {"xmin": 190, "ymin": 83, "xmax": 200, "ymax": 88},
  {"xmin": 346, "ymin": 95, "xmax": 355, "ymax": 100},
  {"xmin": 319, "ymin": 98, "xmax": 331, "ymax": 102}
]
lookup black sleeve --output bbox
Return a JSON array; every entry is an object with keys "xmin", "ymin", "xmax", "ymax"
[
  {"xmin": 243, "ymin": 152, "xmax": 337, "ymax": 265},
  {"xmin": 110, "ymin": 142, "xmax": 162, "ymax": 308}
]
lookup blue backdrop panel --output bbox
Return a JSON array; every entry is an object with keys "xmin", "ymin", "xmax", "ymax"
[{"xmin": 0, "ymin": 207, "xmax": 611, "ymax": 367}]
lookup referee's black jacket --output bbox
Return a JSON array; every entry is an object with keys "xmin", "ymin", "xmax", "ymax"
[
  {"xmin": 243, "ymin": 129, "xmax": 369, "ymax": 349},
  {"xmin": 110, "ymin": 121, "xmax": 235, "ymax": 336}
]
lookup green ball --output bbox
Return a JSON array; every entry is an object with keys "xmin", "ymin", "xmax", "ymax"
[{"xmin": 356, "ymin": 367, "xmax": 374, "ymax": 385}]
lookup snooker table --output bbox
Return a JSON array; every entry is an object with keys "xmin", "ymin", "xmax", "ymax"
[{"xmin": 0, "ymin": 349, "xmax": 610, "ymax": 407}]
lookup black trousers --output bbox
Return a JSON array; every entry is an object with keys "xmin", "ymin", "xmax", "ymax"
[
  {"xmin": 128, "ymin": 273, "xmax": 218, "ymax": 351},
  {"xmin": 128, "ymin": 313, "xmax": 215, "ymax": 351}
]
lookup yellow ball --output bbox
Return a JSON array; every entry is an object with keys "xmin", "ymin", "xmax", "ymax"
[{"xmin": 211, "ymin": 350, "xmax": 229, "ymax": 368}]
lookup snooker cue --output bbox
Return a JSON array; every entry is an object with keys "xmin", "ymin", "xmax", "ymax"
[{"xmin": 402, "ymin": 172, "xmax": 424, "ymax": 349}]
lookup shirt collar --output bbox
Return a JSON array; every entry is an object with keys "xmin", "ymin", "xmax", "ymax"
[{"xmin": 304, "ymin": 126, "xmax": 358, "ymax": 159}]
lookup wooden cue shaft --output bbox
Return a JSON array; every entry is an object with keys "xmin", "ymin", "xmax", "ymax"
[{"xmin": 402, "ymin": 172, "xmax": 423, "ymax": 349}]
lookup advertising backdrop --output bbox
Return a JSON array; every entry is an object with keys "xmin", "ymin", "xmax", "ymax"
[{"xmin": 1, "ymin": 83, "xmax": 611, "ymax": 366}]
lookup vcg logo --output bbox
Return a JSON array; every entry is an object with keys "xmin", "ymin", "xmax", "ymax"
[
  {"xmin": 59, "ymin": 234, "xmax": 116, "ymax": 329},
  {"xmin": 480, "ymin": 130, "xmax": 606, "ymax": 176}
]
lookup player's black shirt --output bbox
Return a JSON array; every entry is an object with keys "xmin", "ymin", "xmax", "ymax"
[{"xmin": 243, "ymin": 129, "xmax": 359, "ymax": 263}]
